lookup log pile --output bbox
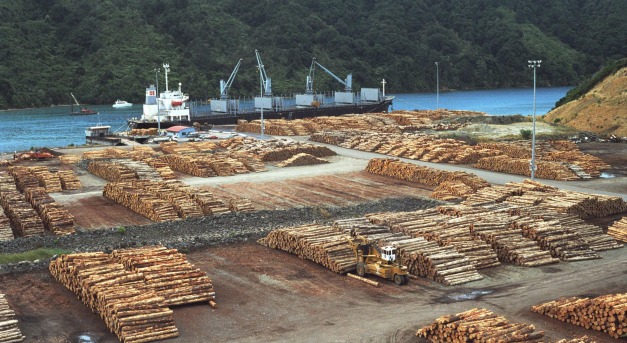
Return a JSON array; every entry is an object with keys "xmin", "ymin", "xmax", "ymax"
[
  {"xmin": 365, "ymin": 158, "xmax": 490, "ymax": 193},
  {"xmin": 0, "ymin": 210, "xmax": 13, "ymax": 241},
  {"xmin": 431, "ymin": 181, "xmax": 476, "ymax": 201},
  {"xmin": 129, "ymin": 128, "xmax": 159, "ymax": 136},
  {"xmin": 228, "ymin": 198, "xmax": 255, "ymax": 213},
  {"xmin": 259, "ymin": 224, "xmax": 357, "ymax": 274},
  {"xmin": 28, "ymin": 167, "xmax": 63, "ymax": 193},
  {"xmin": 144, "ymin": 183, "xmax": 203, "ymax": 219},
  {"xmin": 219, "ymin": 137, "xmax": 336, "ymax": 162},
  {"xmin": 531, "ymin": 293, "xmax": 627, "ymax": 338},
  {"xmin": 553, "ymin": 336, "xmax": 596, "ymax": 343},
  {"xmin": 235, "ymin": 114, "xmax": 399, "ymax": 136},
  {"xmin": 23, "ymin": 187, "xmax": 75, "ymax": 235},
  {"xmin": 607, "ymin": 217, "xmax": 627, "ymax": 242},
  {"xmin": 49, "ymin": 252, "xmax": 179, "ymax": 343},
  {"xmin": 0, "ymin": 172, "xmax": 17, "ymax": 193},
  {"xmin": 228, "ymin": 153, "xmax": 266, "ymax": 172},
  {"xmin": 7, "ymin": 167, "xmax": 39, "ymax": 192},
  {"xmin": 513, "ymin": 217, "xmax": 600, "ymax": 261},
  {"xmin": 103, "ymin": 182, "xmax": 180, "ymax": 222},
  {"xmin": 110, "ymin": 246, "xmax": 216, "ymax": 307},
  {"xmin": 115, "ymin": 159, "xmax": 163, "ymax": 181},
  {"xmin": 416, "ymin": 308, "xmax": 545, "ymax": 342},
  {"xmin": 474, "ymin": 155, "xmax": 579, "ymax": 181},
  {"xmin": 547, "ymin": 213, "xmax": 623, "ymax": 251},
  {"xmin": 87, "ymin": 161, "xmax": 138, "ymax": 182},
  {"xmin": 276, "ymin": 153, "xmax": 329, "ymax": 167},
  {"xmin": 57, "ymin": 170, "xmax": 82, "ymax": 190},
  {"xmin": 160, "ymin": 154, "xmax": 217, "ymax": 177},
  {"xmin": 0, "ymin": 293, "xmax": 25, "ymax": 342},
  {"xmin": 0, "ymin": 191, "xmax": 44, "ymax": 238},
  {"xmin": 160, "ymin": 142, "xmax": 197, "ymax": 155},
  {"xmin": 59, "ymin": 155, "xmax": 82, "ymax": 165}
]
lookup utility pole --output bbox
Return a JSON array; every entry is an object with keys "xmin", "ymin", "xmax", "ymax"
[
  {"xmin": 435, "ymin": 62, "xmax": 439, "ymax": 110},
  {"xmin": 528, "ymin": 60, "xmax": 541, "ymax": 180}
]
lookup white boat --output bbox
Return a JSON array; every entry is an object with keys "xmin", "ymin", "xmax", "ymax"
[
  {"xmin": 113, "ymin": 99, "xmax": 133, "ymax": 108},
  {"xmin": 138, "ymin": 63, "xmax": 191, "ymax": 126}
]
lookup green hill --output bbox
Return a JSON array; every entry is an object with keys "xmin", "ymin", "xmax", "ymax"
[{"xmin": 0, "ymin": 0, "xmax": 624, "ymax": 109}]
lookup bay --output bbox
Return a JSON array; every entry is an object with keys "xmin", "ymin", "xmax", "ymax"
[{"xmin": 0, "ymin": 86, "xmax": 571, "ymax": 154}]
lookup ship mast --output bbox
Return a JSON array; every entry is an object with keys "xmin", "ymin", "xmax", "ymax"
[{"xmin": 163, "ymin": 63, "xmax": 170, "ymax": 92}]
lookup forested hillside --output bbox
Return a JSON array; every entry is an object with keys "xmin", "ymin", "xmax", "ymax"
[{"xmin": 0, "ymin": 0, "xmax": 624, "ymax": 109}]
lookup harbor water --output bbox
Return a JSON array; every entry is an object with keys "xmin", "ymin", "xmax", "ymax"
[{"xmin": 0, "ymin": 87, "xmax": 571, "ymax": 154}]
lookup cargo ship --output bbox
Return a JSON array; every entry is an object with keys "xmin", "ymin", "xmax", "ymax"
[{"xmin": 128, "ymin": 54, "xmax": 394, "ymax": 130}]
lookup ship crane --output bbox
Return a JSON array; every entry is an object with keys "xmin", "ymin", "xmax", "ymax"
[
  {"xmin": 306, "ymin": 58, "xmax": 352, "ymax": 94},
  {"xmin": 255, "ymin": 50, "xmax": 272, "ymax": 96},
  {"xmin": 219, "ymin": 59, "xmax": 242, "ymax": 100}
]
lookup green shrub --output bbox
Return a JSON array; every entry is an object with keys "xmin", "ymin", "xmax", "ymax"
[
  {"xmin": 520, "ymin": 129, "xmax": 532, "ymax": 139},
  {"xmin": 553, "ymin": 118, "xmax": 562, "ymax": 123}
]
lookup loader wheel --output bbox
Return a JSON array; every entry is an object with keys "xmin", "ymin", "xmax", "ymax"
[
  {"xmin": 356, "ymin": 263, "xmax": 366, "ymax": 277},
  {"xmin": 394, "ymin": 274, "xmax": 405, "ymax": 285},
  {"xmin": 401, "ymin": 275, "xmax": 409, "ymax": 285}
]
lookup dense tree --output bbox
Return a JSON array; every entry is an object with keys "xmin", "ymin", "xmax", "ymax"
[{"xmin": 0, "ymin": 0, "xmax": 622, "ymax": 109}]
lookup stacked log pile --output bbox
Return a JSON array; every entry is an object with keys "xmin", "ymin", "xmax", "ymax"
[
  {"xmin": 431, "ymin": 181, "xmax": 476, "ymax": 201},
  {"xmin": 141, "ymin": 158, "xmax": 176, "ymax": 179},
  {"xmin": 7, "ymin": 167, "xmax": 39, "ymax": 192},
  {"xmin": 114, "ymin": 159, "xmax": 163, "ymax": 181},
  {"xmin": 129, "ymin": 128, "xmax": 159, "ymax": 136},
  {"xmin": 0, "ymin": 210, "xmax": 13, "ymax": 241},
  {"xmin": 513, "ymin": 217, "xmax": 600, "ymax": 261},
  {"xmin": 531, "ymin": 293, "xmax": 627, "ymax": 338},
  {"xmin": 160, "ymin": 154, "xmax": 217, "ymax": 177},
  {"xmin": 28, "ymin": 167, "xmax": 63, "ymax": 192},
  {"xmin": 474, "ymin": 155, "xmax": 580, "ymax": 181},
  {"xmin": 227, "ymin": 153, "xmax": 266, "ymax": 172},
  {"xmin": 554, "ymin": 336, "xmax": 596, "ymax": 343},
  {"xmin": 366, "ymin": 209, "xmax": 500, "ymax": 270},
  {"xmin": 235, "ymin": 114, "xmax": 399, "ymax": 136},
  {"xmin": 57, "ymin": 170, "xmax": 82, "ymax": 190},
  {"xmin": 228, "ymin": 198, "xmax": 255, "ymax": 213},
  {"xmin": 24, "ymin": 187, "xmax": 75, "ymax": 235},
  {"xmin": 0, "ymin": 191, "xmax": 44, "ymax": 238},
  {"xmin": 276, "ymin": 153, "xmax": 329, "ymax": 167},
  {"xmin": 218, "ymin": 137, "xmax": 336, "ymax": 162},
  {"xmin": 607, "ymin": 217, "xmax": 627, "ymax": 242},
  {"xmin": 259, "ymin": 224, "xmax": 357, "ymax": 274},
  {"xmin": 87, "ymin": 161, "xmax": 138, "ymax": 182},
  {"xmin": 416, "ymin": 308, "xmax": 545, "ymax": 342},
  {"xmin": 0, "ymin": 172, "xmax": 16, "ymax": 193},
  {"xmin": 188, "ymin": 141, "xmax": 218, "ymax": 152},
  {"xmin": 0, "ymin": 293, "xmax": 25, "ymax": 342},
  {"xmin": 144, "ymin": 183, "xmax": 203, "ymax": 219},
  {"xmin": 160, "ymin": 142, "xmax": 197, "ymax": 155},
  {"xmin": 365, "ymin": 158, "xmax": 490, "ymax": 194},
  {"xmin": 547, "ymin": 213, "xmax": 623, "ymax": 251},
  {"xmin": 49, "ymin": 253, "xmax": 179, "ymax": 343},
  {"xmin": 103, "ymin": 182, "xmax": 180, "ymax": 222},
  {"xmin": 111, "ymin": 246, "xmax": 217, "ymax": 307},
  {"xmin": 59, "ymin": 155, "xmax": 82, "ymax": 165}
]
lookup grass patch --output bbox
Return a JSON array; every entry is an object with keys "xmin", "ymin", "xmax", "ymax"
[{"xmin": 0, "ymin": 248, "xmax": 70, "ymax": 265}]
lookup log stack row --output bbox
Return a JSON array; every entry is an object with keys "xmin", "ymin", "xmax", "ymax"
[
  {"xmin": 57, "ymin": 170, "xmax": 82, "ymax": 190},
  {"xmin": 23, "ymin": 187, "xmax": 75, "ymax": 235},
  {"xmin": 607, "ymin": 217, "xmax": 627, "ymax": 242},
  {"xmin": 87, "ymin": 161, "xmax": 139, "ymax": 182},
  {"xmin": 83, "ymin": 147, "xmax": 133, "ymax": 160},
  {"xmin": 27, "ymin": 166, "xmax": 63, "ymax": 192},
  {"xmin": 0, "ymin": 210, "xmax": 13, "ymax": 241},
  {"xmin": 0, "ymin": 293, "xmax": 25, "ymax": 343},
  {"xmin": 474, "ymin": 155, "xmax": 580, "ymax": 181},
  {"xmin": 110, "ymin": 246, "xmax": 217, "ymax": 307},
  {"xmin": 6, "ymin": 167, "xmax": 39, "ymax": 192},
  {"xmin": 365, "ymin": 158, "xmax": 490, "ymax": 194},
  {"xmin": 531, "ymin": 293, "xmax": 627, "ymax": 338},
  {"xmin": 0, "ymin": 191, "xmax": 44, "ymax": 238},
  {"xmin": 129, "ymin": 128, "xmax": 159, "ymax": 136},
  {"xmin": 276, "ymin": 153, "xmax": 329, "ymax": 167},
  {"xmin": 218, "ymin": 137, "xmax": 336, "ymax": 162},
  {"xmin": 103, "ymin": 180, "xmax": 238, "ymax": 221},
  {"xmin": 416, "ymin": 308, "xmax": 545, "ymax": 342},
  {"xmin": 103, "ymin": 181, "xmax": 180, "ymax": 222},
  {"xmin": 49, "ymin": 252, "xmax": 179, "ymax": 343},
  {"xmin": 59, "ymin": 155, "xmax": 82, "ymax": 165},
  {"xmin": 259, "ymin": 224, "xmax": 357, "ymax": 274},
  {"xmin": 228, "ymin": 198, "xmax": 255, "ymax": 213}
]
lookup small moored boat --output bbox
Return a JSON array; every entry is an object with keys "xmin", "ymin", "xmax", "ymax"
[{"xmin": 113, "ymin": 99, "xmax": 133, "ymax": 108}]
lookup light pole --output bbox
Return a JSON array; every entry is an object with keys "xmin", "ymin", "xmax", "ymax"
[
  {"xmin": 435, "ymin": 62, "xmax": 439, "ymax": 110},
  {"xmin": 258, "ymin": 66, "xmax": 264, "ymax": 137},
  {"xmin": 528, "ymin": 60, "xmax": 541, "ymax": 180}
]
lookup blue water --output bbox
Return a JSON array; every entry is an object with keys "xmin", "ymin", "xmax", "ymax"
[
  {"xmin": 391, "ymin": 86, "xmax": 571, "ymax": 115},
  {"xmin": 0, "ymin": 86, "xmax": 571, "ymax": 154}
]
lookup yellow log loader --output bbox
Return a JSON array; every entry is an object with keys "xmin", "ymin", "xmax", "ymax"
[{"xmin": 346, "ymin": 234, "xmax": 409, "ymax": 285}]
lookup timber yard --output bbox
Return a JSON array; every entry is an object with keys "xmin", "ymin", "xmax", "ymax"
[{"xmin": 0, "ymin": 110, "xmax": 626, "ymax": 343}]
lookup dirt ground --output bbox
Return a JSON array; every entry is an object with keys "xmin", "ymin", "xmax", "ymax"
[{"xmin": 1, "ymin": 243, "xmax": 624, "ymax": 343}]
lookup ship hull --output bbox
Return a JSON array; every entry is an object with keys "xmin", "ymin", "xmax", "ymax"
[{"xmin": 128, "ymin": 97, "xmax": 393, "ymax": 129}]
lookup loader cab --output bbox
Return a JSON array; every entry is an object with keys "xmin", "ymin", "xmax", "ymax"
[{"xmin": 381, "ymin": 246, "xmax": 397, "ymax": 263}]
